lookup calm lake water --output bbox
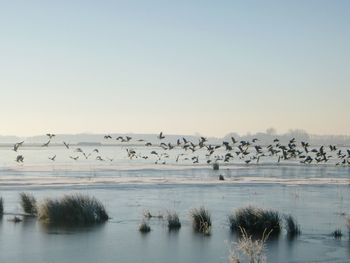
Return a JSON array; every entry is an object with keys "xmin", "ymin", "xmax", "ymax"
[{"xmin": 0, "ymin": 145, "xmax": 349, "ymax": 262}]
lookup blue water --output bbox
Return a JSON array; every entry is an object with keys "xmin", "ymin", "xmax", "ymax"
[{"xmin": 0, "ymin": 145, "xmax": 349, "ymax": 262}]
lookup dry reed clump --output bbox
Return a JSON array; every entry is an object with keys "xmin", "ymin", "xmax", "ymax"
[
  {"xmin": 229, "ymin": 228, "xmax": 270, "ymax": 263},
  {"xmin": 284, "ymin": 214, "xmax": 301, "ymax": 237},
  {"xmin": 167, "ymin": 211, "xmax": 181, "ymax": 230},
  {"xmin": 143, "ymin": 210, "xmax": 152, "ymax": 219},
  {"xmin": 139, "ymin": 221, "xmax": 151, "ymax": 233},
  {"xmin": 229, "ymin": 206, "xmax": 281, "ymax": 237},
  {"xmin": 332, "ymin": 229, "xmax": 342, "ymax": 239},
  {"xmin": 0, "ymin": 197, "xmax": 3, "ymax": 216},
  {"xmin": 19, "ymin": 192, "xmax": 37, "ymax": 216},
  {"xmin": 38, "ymin": 194, "xmax": 108, "ymax": 225},
  {"xmin": 190, "ymin": 207, "xmax": 211, "ymax": 235}
]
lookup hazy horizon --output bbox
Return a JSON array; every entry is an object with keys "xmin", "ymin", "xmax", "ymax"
[
  {"xmin": 1, "ymin": 128, "xmax": 350, "ymax": 141},
  {"xmin": 0, "ymin": 127, "xmax": 350, "ymax": 138}
]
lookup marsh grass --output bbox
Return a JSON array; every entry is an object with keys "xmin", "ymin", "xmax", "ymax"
[
  {"xmin": 332, "ymin": 229, "xmax": 342, "ymax": 239},
  {"xmin": 139, "ymin": 221, "xmax": 151, "ymax": 233},
  {"xmin": 167, "ymin": 211, "xmax": 181, "ymax": 230},
  {"xmin": 143, "ymin": 210, "xmax": 152, "ymax": 219},
  {"xmin": 284, "ymin": 214, "xmax": 301, "ymax": 237},
  {"xmin": 0, "ymin": 197, "xmax": 3, "ymax": 216},
  {"xmin": 20, "ymin": 192, "xmax": 37, "ymax": 216},
  {"xmin": 190, "ymin": 207, "xmax": 211, "ymax": 235},
  {"xmin": 229, "ymin": 206, "xmax": 281, "ymax": 237},
  {"xmin": 38, "ymin": 194, "xmax": 108, "ymax": 225},
  {"xmin": 229, "ymin": 228, "xmax": 270, "ymax": 263}
]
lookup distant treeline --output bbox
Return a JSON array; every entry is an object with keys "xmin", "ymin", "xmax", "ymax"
[{"xmin": 0, "ymin": 129, "xmax": 348, "ymax": 146}]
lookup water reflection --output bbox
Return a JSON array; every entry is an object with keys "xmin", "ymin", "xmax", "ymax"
[
  {"xmin": 39, "ymin": 221, "xmax": 107, "ymax": 235},
  {"xmin": 21, "ymin": 216, "xmax": 36, "ymax": 227},
  {"xmin": 167, "ymin": 228, "xmax": 180, "ymax": 239},
  {"xmin": 190, "ymin": 229, "xmax": 212, "ymax": 249},
  {"xmin": 0, "ymin": 182, "xmax": 349, "ymax": 263}
]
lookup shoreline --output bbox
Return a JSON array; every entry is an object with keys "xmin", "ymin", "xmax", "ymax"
[{"xmin": 0, "ymin": 175, "xmax": 349, "ymax": 189}]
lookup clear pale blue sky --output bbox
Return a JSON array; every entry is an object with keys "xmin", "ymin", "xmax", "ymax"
[{"xmin": 0, "ymin": 0, "xmax": 349, "ymax": 136}]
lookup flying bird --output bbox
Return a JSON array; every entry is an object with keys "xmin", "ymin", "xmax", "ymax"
[
  {"xmin": 46, "ymin": 133, "xmax": 55, "ymax": 139},
  {"xmin": 13, "ymin": 141, "xmax": 24, "ymax": 152},
  {"xmin": 96, "ymin": 156, "xmax": 104, "ymax": 161},
  {"xmin": 158, "ymin": 132, "xmax": 165, "ymax": 140},
  {"xmin": 41, "ymin": 140, "xmax": 50, "ymax": 147},
  {"xmin": 63, "ymin": 141, "xmax": 70, "ymax": 149},
  {"xmin": 16, "ymin": 155, "xmax": 24, "ymax": 163},
  {"xmin": 83, "ymin": 152, "xmax": 91, "ymax": 159},
  {"xmin": 75, "ymin": 148, "xmax": 83, "ymax": 153}
]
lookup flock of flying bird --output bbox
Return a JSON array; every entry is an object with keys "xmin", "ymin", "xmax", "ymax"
[{"xmin": 11, "ymin": 132, "xmax": 350, "ymax": 167}]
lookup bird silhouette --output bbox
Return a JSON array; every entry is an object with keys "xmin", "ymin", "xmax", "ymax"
[
  {"xmin": 13, "ymin": 141, "xmax": 24, "ymax": 152},
  {"xmin": 75, "ymin": 148, "xmax": 83, "ymax": 153},
  {"xmin": 158, "ymin": 132, "xmax": 165, "ymax": 140},
  {"xmin": 96, "ymin": 156, "xmax": 104, "ymax": 161},
  {"xmin": 63, "ymin": 141, "xmax": 70, "ymax": 149},
  {"xmin": 46, "ymin": 133, "xmax": 55, "ymax": 139},
  {"xmin": 16, "ymin": 155, "xmax": 24, "ymax": 163},
  {"xmin": 41, "ymin": 140, "xmax": 50, "ymax": 147},
  {"xmin": 83, "ymin": 152, "xmax": 91, "ymax": 159}
]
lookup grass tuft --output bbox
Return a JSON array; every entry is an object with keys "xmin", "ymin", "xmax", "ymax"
[
  {"xmin": 139, "ymin": 221, "xmax": 151, "ymax": 233},
  {"xmin": 143, "ymin": 210, "xmax": 152, "ymax": 219},
  {"xmin": 0, "ymin": 197, "xmax": 3, "ymax": 216},
  {"xmin": 20, "ymin": 192, "xmax": 37, "ymax": 216},
  {"xmin": 229, "ymin": 228, "xmax": 270, "ymax": 263},
  {"xmin": 190, "ymin": 207, "xmax": 211, "ymax": 235},
  {"xmin": 167, "ymin": 211, "xmax": 181, "ymax": 230},
  {"xmin": 38, "ymin": 194, "xmax": 108, "ymax": 225},
  {"xmin": 332, "ymin": 229, "xmax": 342, "ymax": 239},
  {"xmin": 284, "ymin": 214, "xmax": 301, "ymax": 237},
  {"xmin": 229, "ymin": 206, "xmax": 281, "ymax": 236}
]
